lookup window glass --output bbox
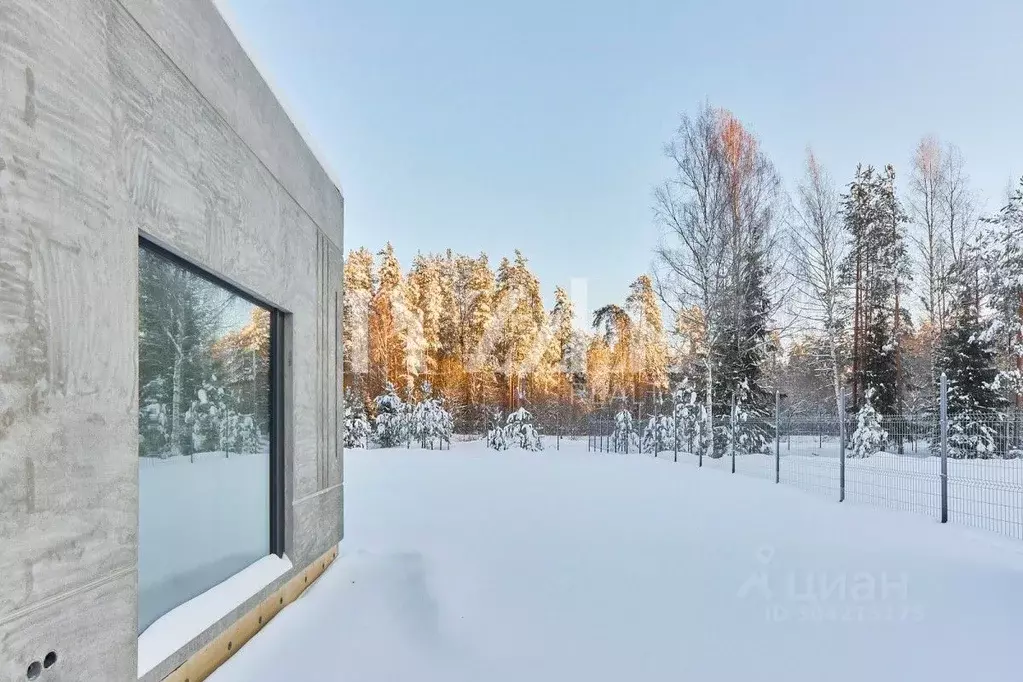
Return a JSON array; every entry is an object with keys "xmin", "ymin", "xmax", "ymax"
[{"xmin": 137, "ymin": 244, "xmax": 272, "ymax": 633}]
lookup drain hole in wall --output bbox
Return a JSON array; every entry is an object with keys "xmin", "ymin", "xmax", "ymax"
[
  {"xmin": 279, "ymin": 597, "xmax": 283, "ymax": 605},
  {"xmin": 26, "ymin": 662, "xmax": 41, "ymax": 680},
  {"xmin": 304, "ymin": 576, "xmax": 308, "ymax": 583},
  {"xmin": 227, "ymin": 641, "xmax": 233, "ymax": 652},
  {"xmin": 43, "ymin": 652, "xmax": 57, "ymax": 669},
  {"xmin": 259, "ymin": 616, "xmax": 263, "ymax": 624}
]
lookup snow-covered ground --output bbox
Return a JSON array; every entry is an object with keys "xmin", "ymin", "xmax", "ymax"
[{"xmin": 209, "ymin": 440, "xmax": 1023, "ymax": 682}]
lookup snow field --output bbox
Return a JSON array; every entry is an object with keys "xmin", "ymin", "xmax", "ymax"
[{"xmin": 208, "ymin": 441, "xmax": 1023, "ymax": 682}]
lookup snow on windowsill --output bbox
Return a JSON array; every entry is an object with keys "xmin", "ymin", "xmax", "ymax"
[{"xmin": 137, "ymin": 554, "xmax": 293, "ymax": 678}]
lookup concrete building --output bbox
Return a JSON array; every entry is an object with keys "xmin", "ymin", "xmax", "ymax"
[{"xmin": 1, "ymin": 1, "xmax": 343, "ymax": 680}]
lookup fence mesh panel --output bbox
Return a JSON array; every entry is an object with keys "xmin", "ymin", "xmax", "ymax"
[{"xmin": 583, "ymin": 401, "xmax": 1023, "ymax": 542}]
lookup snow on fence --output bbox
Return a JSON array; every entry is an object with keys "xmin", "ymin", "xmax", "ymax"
[{"xmin": 585, "ymin": 395, "xmax": 1023, "ymax": 543}]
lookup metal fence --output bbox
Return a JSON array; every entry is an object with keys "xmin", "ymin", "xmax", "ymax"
[{"xmin": 586, "ymin": 376, "xmax": 1023, "ymax": 542}]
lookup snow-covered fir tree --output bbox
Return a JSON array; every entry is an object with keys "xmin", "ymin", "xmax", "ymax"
[
  {"xmin": 850, "ymin": 388, "xmax": 889, "ymax": 458},
  {"xmin": 486, "ymin": 409, "xmax": 511, "ymax": 450},
  {"xmin": 672, "ymin": 381, "xmax": 703, "ymax": 454},
  {"xmin": 503, "ymin": 407, "xmax": 543, "ymax": 451},
  {"xmin": 410, "ymin": 382, "xmax": 454, "ymax": 449},
  {"xmin": 612, "ymin": 409, "xmax": 636, "ymax": 451},
  {"xmin": 979, "ymin": 177, "xmax": 1023, "ymax": 406},
  {"xmin": 373, "ymin": 382, "xmax": 411, "ymax": 447},
  {"xmin": 344, "ymin": 389, "xmax": 371, "ymax": 449},
  {"xmin": 934, "ymin": 259, "xmax": 1006, "ymax": 458},
  {"xmin": 641, "ymin": 394, "xmax": 674, "ymax": 453}
]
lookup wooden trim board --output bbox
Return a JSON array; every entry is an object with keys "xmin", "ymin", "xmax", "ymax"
[{"xmin": 161, "ymin": 546, "xmax": 339, "ymax": 682}]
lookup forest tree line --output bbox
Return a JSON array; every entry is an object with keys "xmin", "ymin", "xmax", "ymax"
[{"xmin": 342, "ymin": 103, "xmax": 1023, "ymax": 455}]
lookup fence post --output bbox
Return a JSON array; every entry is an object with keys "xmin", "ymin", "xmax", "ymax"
[
  {"xmin": 730, "ymin": 393, "xmax": 737, "ymax": 475},
  {"xmin": 940, "ymin": 372, "xmax": 949, "ymax": 524},
  {"xmin": 774, "ymin": 390, "xmax": 780, "ymax": 484},
  {"xmin": 673, "ymin": 397, "xmax": 679, "ymax": 463},
  {"xmin": 839, "ymin": 390, "xmax": 846, "ymax": 503}
]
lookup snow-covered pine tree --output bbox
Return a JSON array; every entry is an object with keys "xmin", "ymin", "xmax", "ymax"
[
  {"xmin": 373, "ymin": 382, "xmax": 410, "ymax": 447},
  {"xmin": 504, "ymin": 407, "xmax": 543, "ymax": 451},
  {"xmin": 407, "ymin": 254, "xmax": 444, "ymax": 377},
  {"xmin": 934, "ymin": 258, "xmax": 1006, "ymax": 458},
  {"xmin": 457, "ymin": 254, "xmax": 499, "ymax": 414},
  {"xmin": 849, "ymin": 387, "xmax": 889, "ymax": 458},
  {"xmin": 486, "ymin": 409, "xmax": 510, "ymax": 450},
  {"xmin": 493, "ymin": 251, "xmax": 546, "ymax": 409},
  {"xmin": 979, "ymin": 177, "xmax": 1023, "ymax": 407},
  {"xmin": 843, "ymin": 165, "xmax": 911, "ymax": 417},
  {"xmin": 370, "ymin": 243, "xmax": 410, "ymax": 398},
  {"xmin": 672, "ymin": 381, "xmax": 702, "ymax": 454},
  {"xmin": 344, "ymin": 388, "xmax": 371, "ymax": 448},
  {"xmin": 641, "ymin": 394, "xmax": 674, "ymax": 454},
  {"xmin": 410, "ymin": 382, "xmax": 454, "ymax": 449},
  {"xmin": 183, "ymin": 374, "xmax": 257, "ymax": 457},
  {"xmin": 612, "ymin": 408, "xmax": 636, "ymax": 452},
  {"xmin": 625, "ymin": 275, "xmax": 670, "ymax": 404},
  {"xmin": 139, "ymin": 375, "xmax": 171, "ymax": 457}
]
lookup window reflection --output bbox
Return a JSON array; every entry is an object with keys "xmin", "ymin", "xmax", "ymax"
[{"xmin": 138, "ymin": 244, "xmax": 272, "ymax": 632}]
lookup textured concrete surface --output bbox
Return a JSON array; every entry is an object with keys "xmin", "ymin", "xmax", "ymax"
[{"xmin": 0, "ymin": 0, "xmax": 343, "ymax": 679}]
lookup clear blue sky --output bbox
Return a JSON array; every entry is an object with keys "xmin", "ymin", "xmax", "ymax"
[{"xmin": 221, "ymin": 0, "xmax": 1022, "ymax": 317}]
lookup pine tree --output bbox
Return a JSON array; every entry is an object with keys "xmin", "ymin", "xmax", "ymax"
[
  {"xmin": 504, "ymin": 407, "xmax": 543, "ymax": 451},
  {"xmin": 592, "ymin": 304, "xmax": 634, "ymax": 400},
  {"xmin": 625, "ymin": 275, "xmax": 669, "ymax": 401},
  {"xmin": 462, "ymin": 254, "xmax": 498, "ymax": 422},
  {"xmin": 935, "ymin": 259, "xmax": 1006, "ymax": 458},
  {"xmin": 343, "ymin": 247, "xmax": 375, "ymax": 393},
  {"xmin": 843, "ymin": 165, "xmax": 910, "ymax": 417},
  {"xmin": 493, "ymin": 251, "xmax": 545, "ymax": 409},
  {"xmin": 850, "ymin": 387, "xmax": 888, "ymax": 458},
  {"xmin": 369, "ymin": 243, "xmax": 409, "ymax": 397},
  {"xmin": 980, "ymin": 178, "xmax": 1023, "ymax": 406},
  {"xmin": 343, "ymin": 388, "xmax": 371, "ymax": 448},
  {"xmin": 372, "ymin": 382, "xmax": 411, "ymax": 448}
]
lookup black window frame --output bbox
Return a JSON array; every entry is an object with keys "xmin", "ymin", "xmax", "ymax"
[{"xmin": 138, "ymin": 236, "xmax": 286, "ymax": 558}]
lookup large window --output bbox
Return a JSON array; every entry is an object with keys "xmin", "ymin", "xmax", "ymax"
[{"xmin": 137, "ymin": 240, "xmax": 283, "ymax": 633}]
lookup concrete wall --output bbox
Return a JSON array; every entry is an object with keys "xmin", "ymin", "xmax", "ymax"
[{"xmin": 0, "ymin": 1, "xmax": 343, "ymax": 679}]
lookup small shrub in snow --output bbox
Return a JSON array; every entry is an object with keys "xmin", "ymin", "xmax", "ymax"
[{"xmin": 850, "ymin": 388, "xmax": 888, "ymax": 458}]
